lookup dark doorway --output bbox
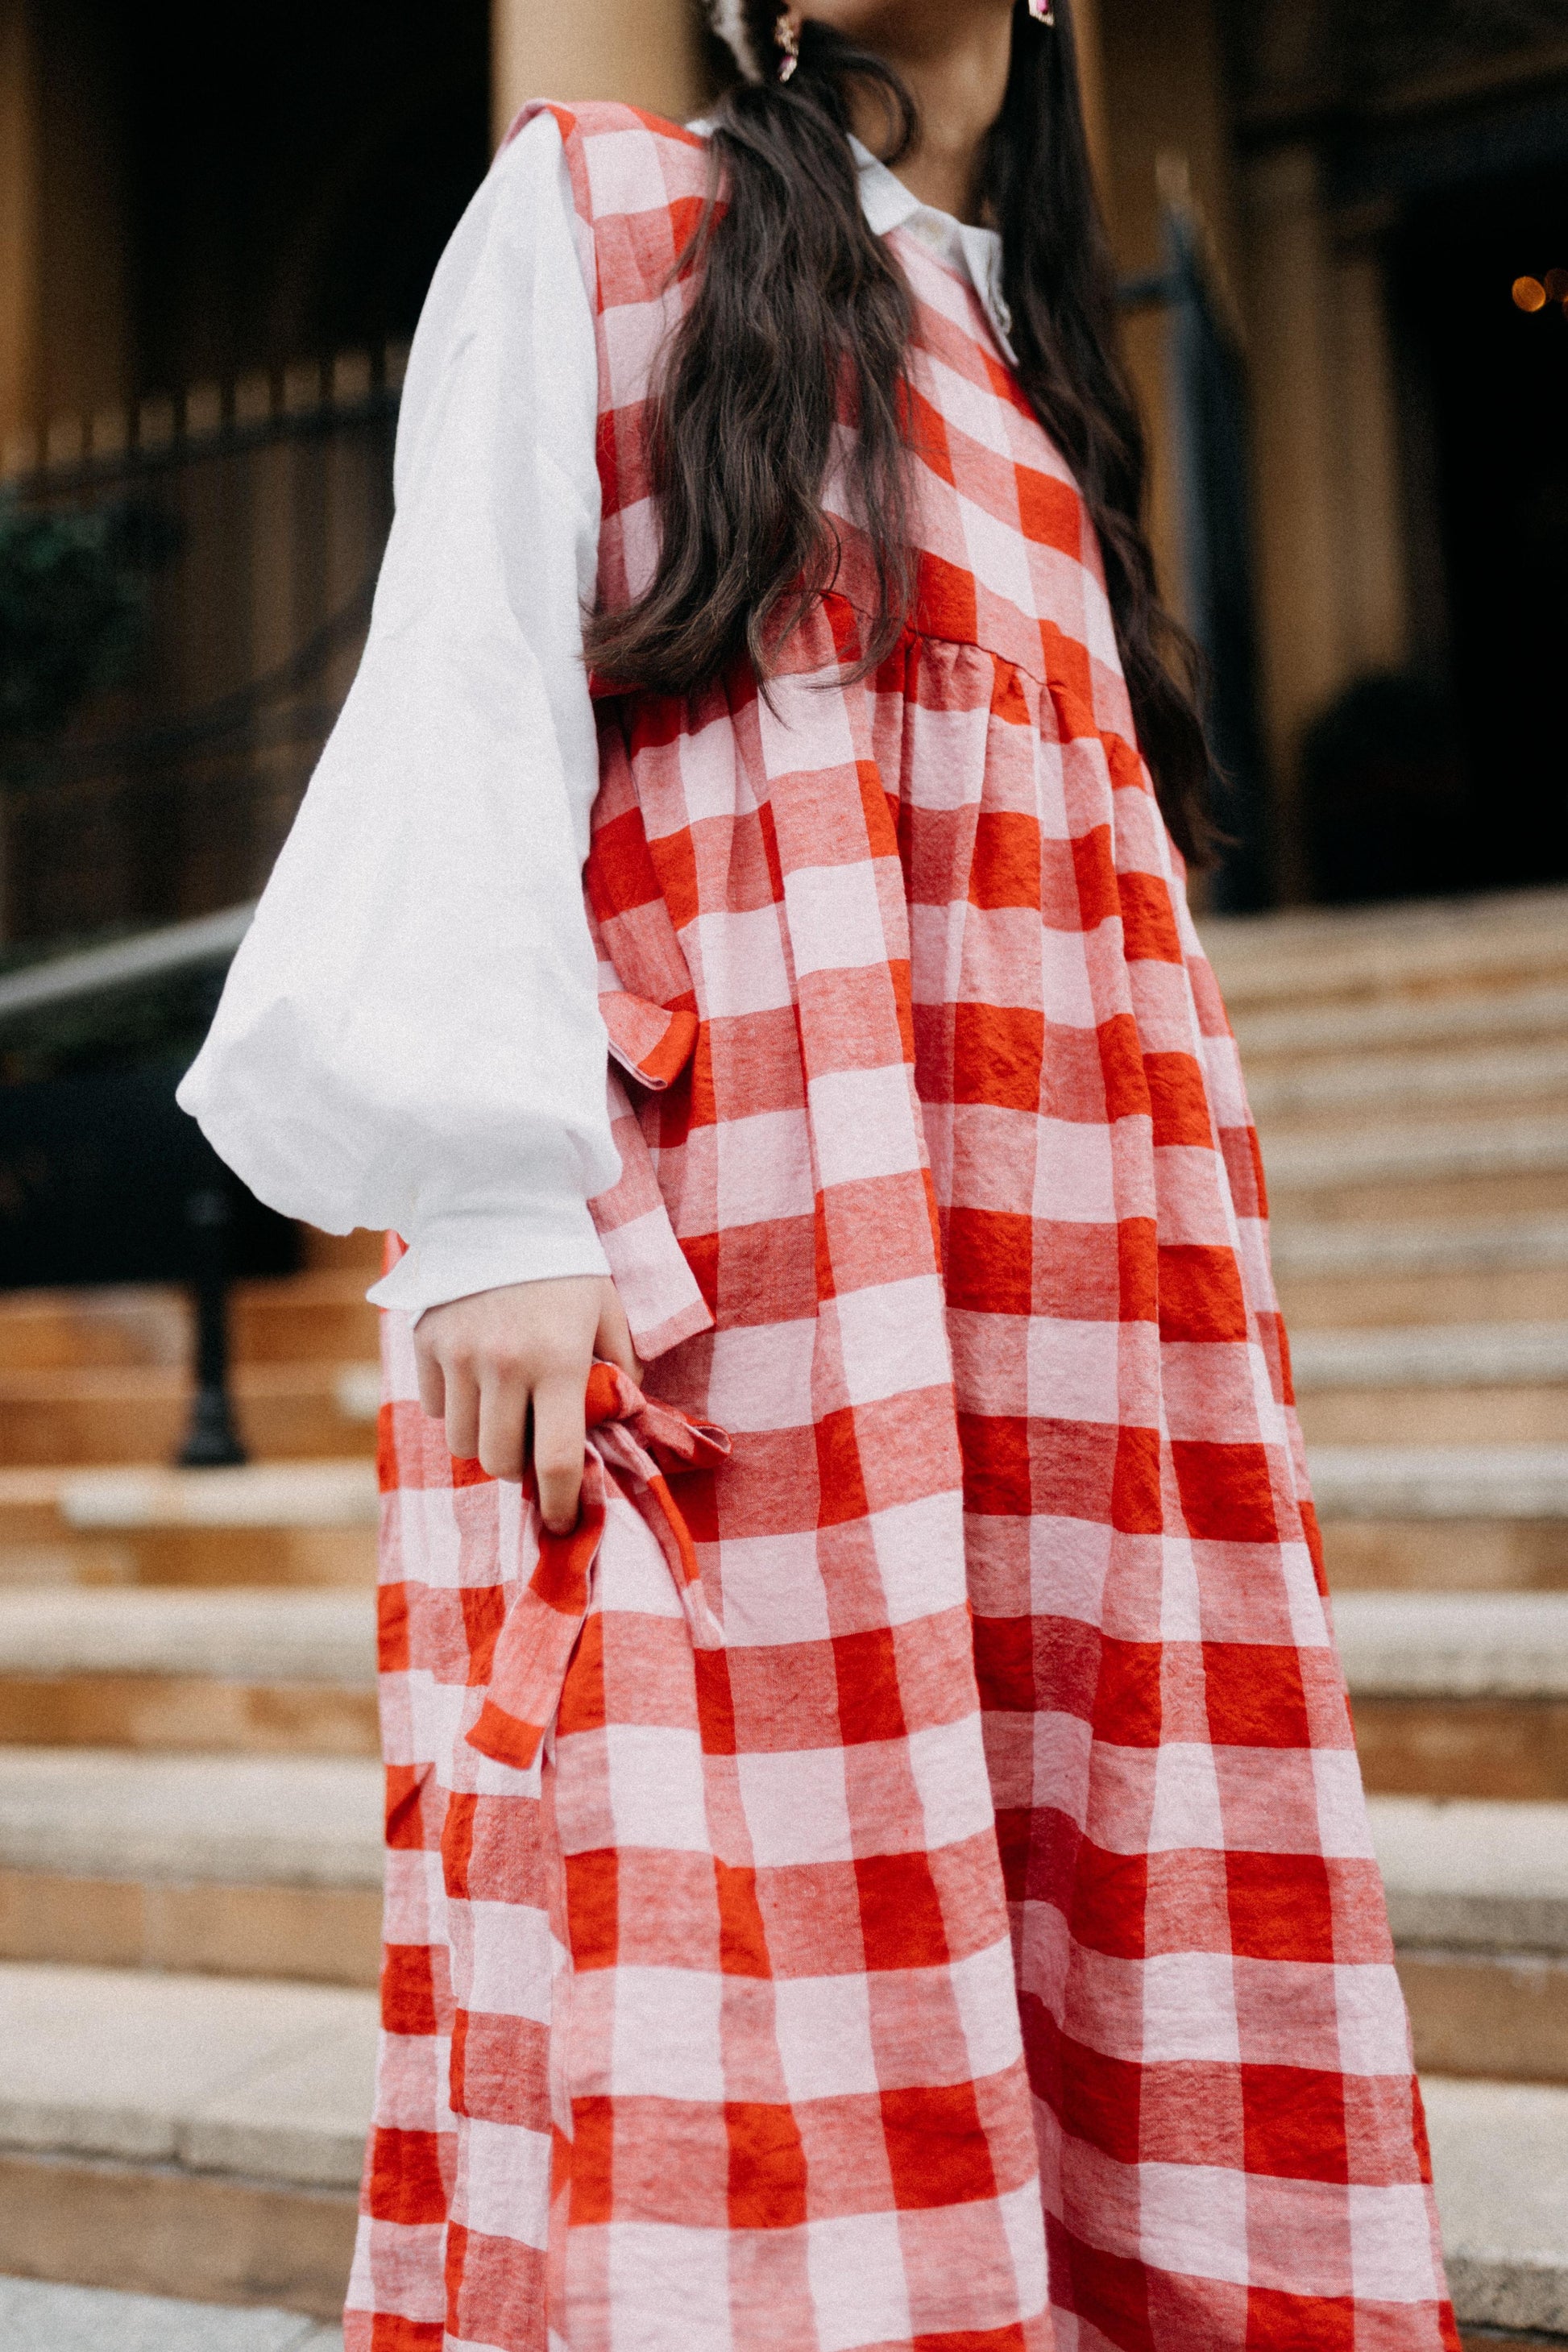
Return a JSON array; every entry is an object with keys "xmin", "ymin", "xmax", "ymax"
[
  {"xmin": 1389, "ymin": 162, "xmax": 1568, "ymax": 896},
  {"xmin": 116, "ymin": 0, "xmax": 492, "ymax": 392},
  {"xmin": 2, "ymin": 6, "xmax": 492, "ymax": 951}
]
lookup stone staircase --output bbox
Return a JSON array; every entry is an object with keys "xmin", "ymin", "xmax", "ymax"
[
  {"xmin": 2, "ymin": 887, "xmax": 1567, "ymax": 2346},
  {"xmin": 1209, "ymin": 886, "xmax": 1568, "ymax": 2350},
  {"xmin": 0, "ymin": 1247, "xmax": 383, "ymax": 2335}
]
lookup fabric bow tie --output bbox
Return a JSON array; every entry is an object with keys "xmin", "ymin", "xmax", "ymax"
[{"xmin": 467, "ymin": 1361, "xmax": 729, "ymax": 1773}]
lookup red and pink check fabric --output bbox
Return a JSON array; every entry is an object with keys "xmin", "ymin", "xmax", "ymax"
[{"xmin": 346, "ymin": 104, "xmax": 1456, "ymax": 2352}]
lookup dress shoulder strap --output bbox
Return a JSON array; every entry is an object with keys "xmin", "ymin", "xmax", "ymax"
[{"xmin": 502, "ymin": 100, "xmax": 711, "ymax": 313}]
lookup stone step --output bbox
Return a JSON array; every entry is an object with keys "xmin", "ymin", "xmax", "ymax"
[
  {"xmin": 1324, "ymin": 1518, "xmax": 1568, "ymax": 1595},
  {"xmin": 0, "ymin": 1750, "xmax": 382, "ymax": 1986},
  {"xmin": 1310, "ymin": 1446, "xmax": 1568, "ymax": 1522},
  {"xmin": 1342, "ymin": 1595, "xmax": 1568, "ymax": 1800},
  {"xmin": 1299, "ymin": 1389, "xmax": 1568, "ymax": 1448},
  {"xmin": 0, "ymin": 1365, "xmax": 380, "ymax": 1468},
  {"xmin": 234, "ymin": 1280, "xmax": 378, "ymax": 1369},
  {"xmin": 0, "ymin": 2277, "xmax": 342, "ymax": 2351},
  {"xmin": 1423, "ymin": 2076, "xmax": 1568, "ymax": 2337},
  {"xmin": 0, "ymin": 1463, "xmax": 379, "ymax": 1591},
  {"xmin": 1288, "ymin": 1443, "xmax": 1568, "ymax": 1593},
  {"xmin": 1263, "ymin": 1110, "xmax": 1568, "ymax": 1182},
  {"xmin": 0, "ymin": 1292, "xmax": 189, "ymax": 1372},
  {"xmin": 1436, "ymin": 2337, "xmax": 1556, "ymax": 2352},
  {"xmin": 1202, "ymin": 884, "xmax": 1568, "ymax": 1012},
  {"xmin": 300, "ymin": 1229, "xmax": 385, "ymax": 1278},
  {"xmin": 0, "ymin": 1948, "xmax": 1558, "ymax": 2340},
  {"xmin": 1247, "ymin": 1039, "xmax": 1568, "ymax": 1123},
  {"xmin": 1283, "ymin": 1263, "xmax": 1568, "ymax": 1333},
  {"xmin": 1293, "ymin": 1328, "xmax": 1568, "ymax": 1441},
  {"xmin": 0, "ymin": 1279, "xmax": 378, "ymax": 1375},
  {"xmin": 1262, "ymin": 1113, "xmax": 1568, "ymax": 1222},
  {"xmin": 1372, "ymin": 1798, "xmax": 1568, "ymax": 1958},
  {"xmin": 1291, "ymin": 1327, "xmax": 1568, "ymax": 1444},
  {"xmin": 1276, "ymin": 1217, "xmax": 1568, "ymax": 1279},
  {"xmin": 1339, "ymin": 1595, "xmax": 1568, "ymax": 1698},
  {"xmin": 0, "ymin": 1591, "xmax": 376, "ymax": 1755},
  {"xmin": 1294, "ymin": 1322, "xmax": 1568, "ymax": 1388},
  {"xmin": 1276, "ymin": 1217, "xmax": 1568, "ymax": 1329},
  {"xmin": 1371, "ymin": 1798, "xmax": 1568, "ymax": 2089},
  {"xmin": 9, "ymin": 1570, "xmax": 1561, "ymax": 1769},
  {"xmin": 9, "ymin": 1733, "xmax": 1562, "ymax": 2047},
  {"xmin": 1231, "ymin": 977, "xmax": 1568, "ymax": 1067},
  {"xmin": 0, "ymin": 1964, "xmax": 371, "ymax": 2319}
]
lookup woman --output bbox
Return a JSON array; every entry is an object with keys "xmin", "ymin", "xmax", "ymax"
[{"xmin": 181, "ymin": 5, "xmax": 1458, "ymax": 2346}]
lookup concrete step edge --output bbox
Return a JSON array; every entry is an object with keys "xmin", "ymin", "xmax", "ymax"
[
  {"xmin": 0, "ymin": 1963, "xmax": 375, "ymax": 2192},
  {"xmin": 0, "ymin": 1590, "xmax": 376, "ymax": 1682},
  {"xmin": 1216, "ymin": 935, "xmax": 1568, "ymax": 1016},
  {"xmin": 0, "ymin": 1367, "xmax": 381, "ymax": 1436},
  {"xmin": 1338, "ymin": 1594, "xmax": 1568, "ymax": 1697},
  {"xmin": 1308, "ymin": 1447, "xmax": 1568, "ymax": 1520},
  {"xmin": 2, "ymin": 1958, "xmax": 1563, "ymax": 2340},
  {"xmin": 2, "ymin": 1769, "xmax": 1563, "ymax": 1957},
  {"xmin": 1262, "ymin": 1115, "xmax": 1568, "ymax": 1190},
  {"xmin": 1370, "ymin": 1800, "xmax": 1568, "ymax": 1955},
  {"xmin": 0, "ymin": 2273, "xmax": 343, "ymax": 2350},
  {"xmin": 1209, "ymin": 922, "xmax": 1568, "ymax": 998},
  {"xmin": 1233, "ymin": 981, "xmax": 1568, "ymax": 1062},
  {"xmin": 16, "ymin": 1596, "xmax": 1560, "ymax": 1719},
  {"xmin": 0, "ymin": 1462, "xmax": 381, "ymax": 1533},
  {"xmin": 1273, "ymin": 1219, "xmax": 1568, "ymax": 1279},
  {"xmin": 1247, "ymin": 1043, "xmax": 1568, "ymax": 1120},
  {"xmin": 1201, "ymin": 886, "xmax": 1568, "ymax": 995},
  {"xmin": 0, "ymin": 2148, "xmax": 358, "ymax": 2326},
  {"xmin": 1424, "ymin": 2075, "xmax": 1568, "ymax": 2335},
  {"xmin": 1292, "ymin": 1323, "xmax": 1568, "ymax": 1391},
  {"xmin": 0, "ymin": 1750, "xmax": 384, "ymax": 1886}
]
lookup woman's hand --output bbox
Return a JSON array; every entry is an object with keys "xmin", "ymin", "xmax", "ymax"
[{"xmin": 413, "ymin": 1276, "xmax": 640, "ymax": 1533}]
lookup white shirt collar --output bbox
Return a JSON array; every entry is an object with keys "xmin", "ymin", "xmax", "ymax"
[
  {"xmin": 847, "ymin": 135, "xmax": 1016, "ymax": 363},
  {"xmin": 687, "ymin": 122, "xmax": 1017, "ymax": 366}
]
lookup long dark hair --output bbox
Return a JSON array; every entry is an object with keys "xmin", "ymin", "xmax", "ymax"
[{"xmin": 584, "ymin": 0, "xmax": 1214, "ymax": 862}]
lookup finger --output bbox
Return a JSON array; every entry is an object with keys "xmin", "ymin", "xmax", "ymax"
[
  {"xmin": 442, "ymin": 1362, "xmax": 481, "ymax": 1464},
  {"xmin": 413, "ymin": 1336, "xmax": 446, "ymax": 1425},
  {"xmin": 595, "ymin": 1286, "xmax": 642, "ymax": 1387},
  {"xmin": 531, "ymin": 1375, "xmax": 587, "ymax": 1533},
  {"xmin": 477, "ymin": 1368, "xmax": 529, "ymax": 1483}
]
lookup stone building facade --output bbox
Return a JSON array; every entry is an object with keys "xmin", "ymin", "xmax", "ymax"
[{"xmin": 3, "ymin": 0, "xmax": 1568, "ymax": 924}]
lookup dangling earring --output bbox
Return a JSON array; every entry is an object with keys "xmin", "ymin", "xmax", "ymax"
[
  {"xmin": 775, "ymin": 10, "xmax": 800, "ymax": 80},
  {"xmin": 1027, "ymin": 0, "xmax": 1056, "ymax": 22}
]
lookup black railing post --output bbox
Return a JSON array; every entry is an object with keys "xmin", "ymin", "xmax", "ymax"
[
  {"xmin": 1139, "ymin": 201, "xmax": 1273, "ymax": 913},
  {"xmin": 177, "ymin": 1180, "xmax": 247, "ymax": 1466}
]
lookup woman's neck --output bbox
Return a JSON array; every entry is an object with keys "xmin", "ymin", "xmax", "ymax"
[{"xmin": 848, "ymin": 4, "xmax": 1015, "ymax": 225}]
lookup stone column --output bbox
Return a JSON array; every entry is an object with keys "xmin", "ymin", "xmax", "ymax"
[
  {"xmin": 0, "ymin": 0, "xmax": 127, "ymax": 463},
  {"xmin": 1094, "ymin": 0, "xmax": 1242, "ymax": 629},
  {"xmin": 1239, "ymin": 143, "xmax": 1345, "ymax": 898},
  {"xmin": 492, "ymin": 0, "xmax": 707, "ymax": 147},
  {"xmin": 0, "ymin": 0, "xmax": 39, "ymax": 457},
  {"xmin": 1331, "ymin": 235, "xmax": 1410, "ymax": 679},
  {"xmin": 1070, "ymin": 0, "xmax": 1114, "ymax": 220},
  {"xmin": 33, "ymin": 2, "xmax": 127, "ymax": 430}
]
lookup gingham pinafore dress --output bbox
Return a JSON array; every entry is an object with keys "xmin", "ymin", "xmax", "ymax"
[{"xmin": 347, "ymin": 103, "xmax": 1458, "ymax": 2352}]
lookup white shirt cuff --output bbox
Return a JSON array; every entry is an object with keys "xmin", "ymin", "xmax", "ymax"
[{"xmin": 367, "ymin": 1200, "xmax": 611, "ymax": 1316}]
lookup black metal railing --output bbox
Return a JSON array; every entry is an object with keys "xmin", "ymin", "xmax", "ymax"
[
  {"xmin": 0, "ymin": 348, "xmax": 402, "ymax": 952},
  {"xmin": 1122, "ymin": 199, "xmax": 1272, "ymax": 912},
  {"xmin": 0, "ymin": 353, "xmax": 404, "ymax": 1463},
  {"xmin": 0, "ymin": 908, "xmax": 288, "ymax": 1466}
]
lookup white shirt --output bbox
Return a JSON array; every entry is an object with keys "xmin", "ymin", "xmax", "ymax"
[{"xmin": 179, "ymin": 114, "xmax": 1012, "ymax": 1316}]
